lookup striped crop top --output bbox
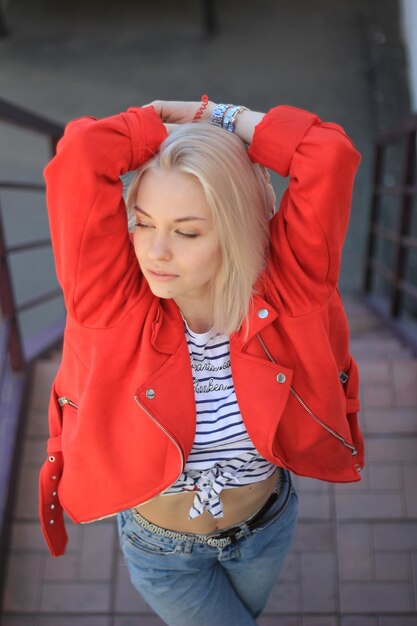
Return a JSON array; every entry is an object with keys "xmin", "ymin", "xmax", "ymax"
[{"xmin": 162, "ymin": 319, "xmax": 277, "ymax": 519}]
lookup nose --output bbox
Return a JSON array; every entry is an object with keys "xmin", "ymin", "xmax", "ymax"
[{"xmin": 147, "ymin": 232, "xmax": 172, "ymax": 261}]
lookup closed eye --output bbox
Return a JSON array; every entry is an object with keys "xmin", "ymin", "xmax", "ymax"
[
  {"xmin": 177, "ymin": 231, "xmax": 199, "ymax": 239},
  {"xmin": 135, "ymin": 223, "xmax": 199, "ymax": 239}
]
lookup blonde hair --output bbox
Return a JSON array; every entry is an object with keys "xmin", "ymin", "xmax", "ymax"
[{"xmin": 127, "ymin": 123, "xmax": 275, "ymax": 335}]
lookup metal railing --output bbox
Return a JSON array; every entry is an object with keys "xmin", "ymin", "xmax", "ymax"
[
  {"xmin": 364, "ymin": 113, "xmax": 417, "ymax": 354},
  {"xmin": 0, "ymin": 97, "xmax": 64, "ymax": 596}
]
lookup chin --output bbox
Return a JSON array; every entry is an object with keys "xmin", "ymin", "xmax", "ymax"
[{"xmin": 146, "ymin": 282, "xmax": 176, "ymax": 299}]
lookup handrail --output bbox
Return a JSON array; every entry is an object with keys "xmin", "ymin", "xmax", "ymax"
[
  {"xmin": 0, "ymin": 182, "xmax": 46, "ymax": 191},
  {"xmin": 0, "ymin": 200, "xmax": 25, "ymax": 370},
  {"xmin": 0, "ymin": 97, "xmax": 62, "ymax": 149},
  {"xmin": 364, "ymin": 113, "xmax": 417, "ymax": 355},
  {"xmin": 0, "ymin": 98, "xmax": 64, "ymax": 598},
  {"xmin": 0, "ymin": 99, "xmax": 64, "ymax": 371},
  {"xmin": 17, "ymin": 287, "xmax": 63, "ymax": 314},
  {"xmin": 4, "ymin": 238, "xmax": 52, "ymax": 254},
  {"xmin": 0, "ymin": 319, "xmax": 11, "ymax": 393}
]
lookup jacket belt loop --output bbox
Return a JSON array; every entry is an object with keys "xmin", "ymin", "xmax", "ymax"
[
  {"xmin": 47, "ymin": 435, "xmax": 62, "ymax": 453},
  {"xmin": 39, "ymin": 451, "xmax": 68, "ymax": 556}
]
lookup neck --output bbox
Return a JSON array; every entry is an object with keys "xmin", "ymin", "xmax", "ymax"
[
  {"xmin": 175, "ymin": 295, "xmax": 214, "ymax": 334},
  {"xmin": 181, "ymin": 309, "xmax": 214, "ymax": 333},
  {"xmin": 184, "ymin": 318, "xmax": 213, "ymax": 334}
]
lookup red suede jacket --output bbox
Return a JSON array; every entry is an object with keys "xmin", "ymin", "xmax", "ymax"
[{"xmin": 39, "ymin": 105, "xmax": 363, "ymax": 556}]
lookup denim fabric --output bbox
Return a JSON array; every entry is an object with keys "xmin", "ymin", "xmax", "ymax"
[{"xmin": 117, "ymin": 470, "xmax": 297, "ymax": 626}]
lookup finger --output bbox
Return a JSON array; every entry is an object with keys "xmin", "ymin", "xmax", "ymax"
[{"xmin": 164, "ymin": 123, "xmax": 178, "ymax": 134}]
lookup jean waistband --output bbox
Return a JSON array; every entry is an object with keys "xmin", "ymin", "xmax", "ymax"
[{"xmin": 130, "ymin": 467, "xmax": 286, "ymax": 549}]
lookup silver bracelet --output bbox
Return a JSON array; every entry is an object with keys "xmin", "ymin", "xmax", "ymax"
[
  {"xmin": 222, "ymin": 105, "xmax": 248, "ymax": 133},
  {"xmin": 211, "ymin": 103, "xmax": 248, "ymax": 133},
  {"xmin": 211, "ymin": 103, "xmax": 233, "ymax": 128}
]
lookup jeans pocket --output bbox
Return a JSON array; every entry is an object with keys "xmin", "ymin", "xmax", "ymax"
[
  {"xmin": 120, "ymin": 513, "xmax": 182, "ymax": 557},
  {"xmin": 125, "ymin": 531, "xmax": 182, "ymax": 557}
]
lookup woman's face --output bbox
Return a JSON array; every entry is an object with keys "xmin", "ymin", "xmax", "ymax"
[{"xmin": 133, "ymin": 169, "xmax": 221, "ymax": 312}]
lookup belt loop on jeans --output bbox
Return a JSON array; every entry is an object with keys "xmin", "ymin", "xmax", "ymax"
[{"xmin": 184, "ymin": 536, "xmax": 194, "ymax": 554}]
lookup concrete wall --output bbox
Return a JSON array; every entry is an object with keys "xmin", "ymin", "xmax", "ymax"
[{"xmin": 400, "ymin": 0, "xmax": 417, "ymax": 110}]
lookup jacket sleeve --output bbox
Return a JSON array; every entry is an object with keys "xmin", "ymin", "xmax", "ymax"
[
  {"xmin": 248, "ymin": 105, "xmax": 361, "ymax": 315},
  {"xmin": 44, "ymin": 106, "xmax": 168, "ymax": 326}
]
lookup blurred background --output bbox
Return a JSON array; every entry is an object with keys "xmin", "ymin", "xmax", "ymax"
[{"xmin": 0, "ymin": 1, "xmax": 416, "ymax": 625}]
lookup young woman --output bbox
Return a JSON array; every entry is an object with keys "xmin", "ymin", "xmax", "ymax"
[{"xmin": 39, "ymin": 98, "xmax": 364, "ymax": 626}]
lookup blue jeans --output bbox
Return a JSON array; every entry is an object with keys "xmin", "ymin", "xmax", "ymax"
[{"xmin": 117, "ymin": 470, "xmax": 297, "ymax": 626}]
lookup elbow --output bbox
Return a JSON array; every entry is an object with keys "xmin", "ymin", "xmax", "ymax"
[
  {"xmin": 44, "ymin": 120, "xmax": 99, "ymax": 183},
  {"xmin": 319, "ymin": 123, "xmax": 361, "ymax": 173},
  {"xmin": 51, "ymin": 117, "xmax": 98, "ymax": 161}
]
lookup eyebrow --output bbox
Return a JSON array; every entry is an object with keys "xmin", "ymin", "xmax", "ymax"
[{"xmin": 134, "ymin": 205, "xmax": 207, "ymax": 223}]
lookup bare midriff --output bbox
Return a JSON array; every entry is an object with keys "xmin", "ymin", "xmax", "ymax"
[{"xmin": 134, "ymin": 471, "xmax": 278, "ymax": 534}]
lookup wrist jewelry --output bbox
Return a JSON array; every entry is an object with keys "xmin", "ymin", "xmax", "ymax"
[
  {"xmin": 193, "ymin": 94, "xmax": 209, "ymax": 122},
  {"xmin": 211, "ymin": 103, "xmax": 233, "ymax": 128},
  {"xmin": 211, "ymin": 103, "xmax": 248, "ymax": 133},
  {"xmin": 222, "ymin": 105, "xmax": 248, "ymax": 133}
]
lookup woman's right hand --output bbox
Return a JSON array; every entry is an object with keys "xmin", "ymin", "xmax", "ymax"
[
  {"xmin": 146, "ymin": 100, "xmax": 215, "ymax": 125},
  {"xmin": 147, "ymin": 99, "xmax": 263, "ymax": 145}
]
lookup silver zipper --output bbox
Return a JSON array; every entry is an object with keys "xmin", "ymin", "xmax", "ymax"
[
  {"xmin": 58, "ymin": 397, "xmax": 79, "ymax": 409},
  {"xmin": 81, "ymin": 396, "xmax": 185, "ymax": 524},
  {"xmin": 289, "ymin": 386, "xmax": 357, "ymax": 455},
  {"xmin": 256, "ymin": 333, "xmax": 357, "ymax": 456},
  {"xmin": 133, "ymin": 395, "xmax": 185, "ymax": 480}
]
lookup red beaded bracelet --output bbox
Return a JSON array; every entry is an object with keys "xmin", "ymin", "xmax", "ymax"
[{"xmin": 193, "ymin": 94, "xmax": 209, "ymax": 121}]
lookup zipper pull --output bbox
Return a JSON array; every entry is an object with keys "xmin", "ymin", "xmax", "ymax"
[
  {"xmin": 58, "ymin": 397, "xmax": 78, "ymax": 409},
  {"xmin": 339, "ymin": 371, "xmax": 349, "ymax": 384}
]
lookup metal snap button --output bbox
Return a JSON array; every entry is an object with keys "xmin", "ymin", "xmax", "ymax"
[
  {"xmin": 52, "ymin": 491, "xmax": 57, "ymax": 497},
  {"xmin": 276, "ymin": 373, "xmax": 286, "ymax": 384},
  {"xmin": 145, "ymin": 389, "xmax": 156, "ymax": 400},
  {"xmin": 51, "ymin": 475, "xmax": 57, "ymax": 480},
  {"xmin": 48, "ymin": 455, "xmax": 55, "ymax": 463},
  {"xmin": 50, "ymin": 504, "xmax": 55, "ymax": 510},
  {"xmin": 257, "ymin": 308, "xmax": 269, "ymax": 319},
  {"xmin": 49, "ymin": 519, "xmax": 55, "ymax": 525}
]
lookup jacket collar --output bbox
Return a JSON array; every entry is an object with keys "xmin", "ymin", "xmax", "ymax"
[
  {"xmin": 231, "ymin": 293, "xmax": 279, "ymax": 350},
  {"xmin": 152, "ymin": 294, "xmax": 278, "ymax": 355}
]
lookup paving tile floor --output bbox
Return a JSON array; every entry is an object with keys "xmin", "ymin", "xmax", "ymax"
[{"xmin": 1, "ymin": 297, "xmax": 417, "ymax": 626}]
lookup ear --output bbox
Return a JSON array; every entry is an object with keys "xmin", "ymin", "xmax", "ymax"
[
  {"xmin": 261, "ymin": 167, "xmax": 271, "ymax": 184},
  {"xmin": 266, "ymin": 182, "xmax": 277, "ymax": 218}
]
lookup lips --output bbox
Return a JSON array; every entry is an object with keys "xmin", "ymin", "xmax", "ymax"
[{"xmin": 146, "ymin": 268, "xmax": 178, "ymax": 279}]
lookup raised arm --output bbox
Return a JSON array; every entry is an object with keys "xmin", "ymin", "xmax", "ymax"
[
  {"xmin": 215, "ymin": 103, "xmax": 361, "ymax": 313},
  {"xmin": 45, "ymin": 106, "xmax": 167, "ymax": 326},
  {"xmin": 246, "ymin": 105, "xmax": 361, "ymax": 313}
]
